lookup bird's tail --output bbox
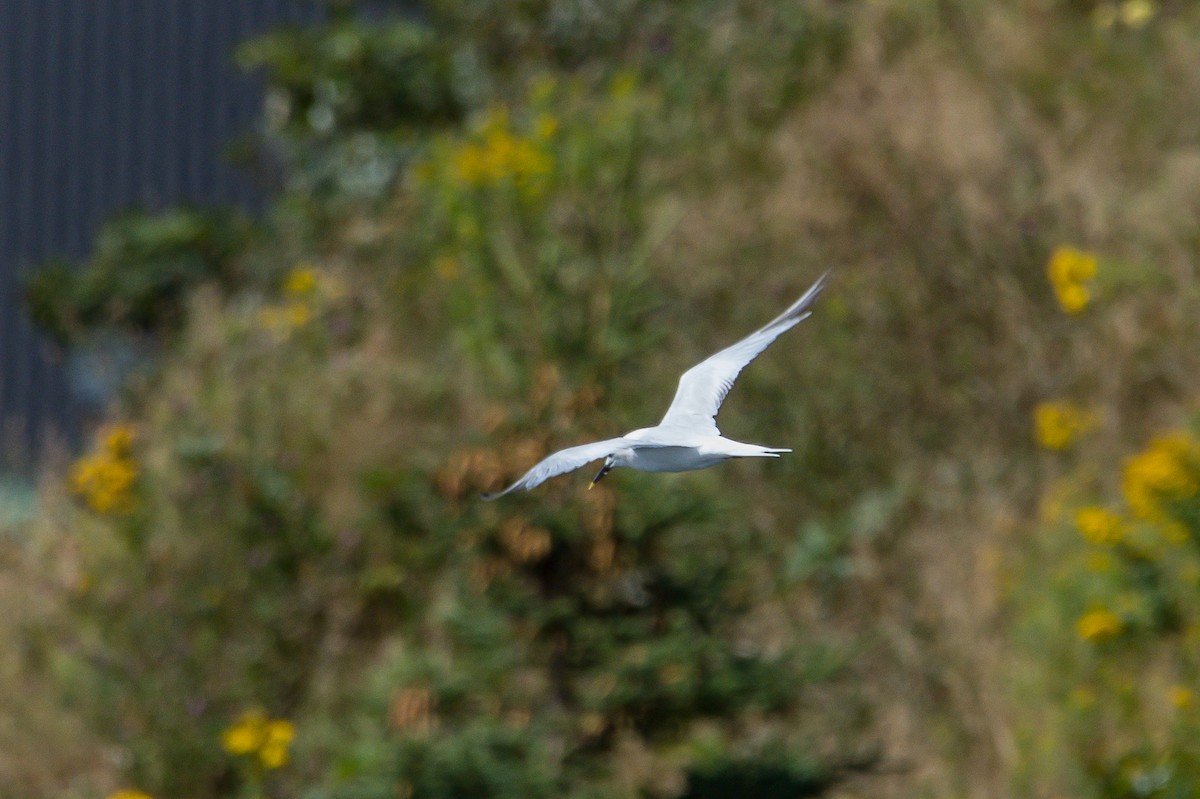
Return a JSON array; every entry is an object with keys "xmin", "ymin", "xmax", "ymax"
[{"xmin": 736, "ymin": 444, "xmax": 791, "ymax": 457}]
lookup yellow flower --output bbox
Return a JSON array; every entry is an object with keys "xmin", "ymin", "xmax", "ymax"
[
  {"xmin": 1169, "ymin": 684, "xmax": 1194, "ymax": 710},
  {"xmin": 1046, "ymin": 245, "xmax": 1098, "ymax": 315},
  {"xmin": 452, "ymin": 105, "xmax": 552, "ymax": 191},
  {"xmin": 1077, "ymin": 608, "xmax": 1123, "ymax": 642},
  {"xmin": 453, "ymin": 143, "xmax": 490, "ymax": 185},
  {"xmin": 1047, "ymin": 245, "xmax": 1097, "ymax": 284},
  {"xmin": 1034, "ymin": 401, "xmax": 1096, "ymax": 450},
  {"xmin": 265, "ymin": 719, "xmax": 294, "ymax": 747},
  {"xmin": 1120, "ymin": 0, "xmax": 1156, "ymax": 28},
  {"xmin": 1056, "ymin": 282, "xmax": 1091, "ymax": 315},
  {"xmin": 1122, "ymin": 432, "xmax": 1199, "ymax": 520},
  {"xmin": 69, "ymin": 450, "xmax": 138, "ymax": 515},
  {"xmin": 222, "ymin": 709, "xmax": 267, "ymax": 755},
  {"xmin": 260, "ymin": 741, "xmax": 288, "ymax": 769},
  {"xmin": 222, "ymin": 710, "xmax": 294, "ymax": 769},
  {"xmin": 259, "ymin": 719, "xmax": 295, "ymax": 769},
  {"xmin": 102, "ymin": 423, "xmax": 136, "ymax": 458},
  {"xmin": 284, "ymin": 265, "xmax": 318, "ymax": 296},
  {"xmin": 1075, "ymin": 506, "xmax": 1125, "ymax": 545},
  {"xmin": 1034, "ymin": 404, "xmax": 1072, "ymax": 450},
  {"xmin": 107, "ymin": 791, "xmax": 154, "ymax": 799}
]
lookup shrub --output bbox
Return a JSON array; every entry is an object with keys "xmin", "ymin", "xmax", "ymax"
[{"xmin": 25, "ymin": 208, "xmax": 258, "ymax": 346}]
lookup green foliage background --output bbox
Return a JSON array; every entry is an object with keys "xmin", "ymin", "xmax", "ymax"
[{"xmin": 4, "ymin": 1, "xmax": 1200, "ymax": 798}]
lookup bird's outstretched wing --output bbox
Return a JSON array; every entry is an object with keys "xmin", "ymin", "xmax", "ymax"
[
  {"xmin": 658, "ymin": 271, "xmax": 828, "ymax": 434},
  {"xmin": 481, "ymin": 438, "xmax": 631, "ymax": 501}
]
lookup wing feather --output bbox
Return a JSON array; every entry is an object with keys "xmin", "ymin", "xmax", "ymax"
[
  {"xmin": 481, "ymin": 437, "xmax": 630, "ymax": 500},
  {"xmin": 659, "ymin": 272, "xmax": 828, "ymax": 433}
]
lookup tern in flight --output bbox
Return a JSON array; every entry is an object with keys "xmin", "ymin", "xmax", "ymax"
[{"xmin": 482, "ymin": 272, "xmax": 828, "ymax": 500}]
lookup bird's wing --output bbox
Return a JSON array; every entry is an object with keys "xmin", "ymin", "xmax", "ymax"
[
  {"xmin": 659, "ymin": 271, "xmax": 828, "ymax": 434},
  {"xmin": 481, "ymin": 437, "xmax": 631, "ymax": 500}
]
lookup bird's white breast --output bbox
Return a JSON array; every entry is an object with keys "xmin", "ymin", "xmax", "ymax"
[{"xmin": 622, "ymin": 445, "xmax": 727, "ymax": 473}]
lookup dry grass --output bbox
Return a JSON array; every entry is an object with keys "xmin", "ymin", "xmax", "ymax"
[{"xmin": 0, "ymin": 524, "xmax": 112, "ymax": 797}]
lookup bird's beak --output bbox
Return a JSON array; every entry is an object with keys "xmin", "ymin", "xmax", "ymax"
[{"xmin": 589, "ymin": 460, "xmax": 613, "ymax": 490}]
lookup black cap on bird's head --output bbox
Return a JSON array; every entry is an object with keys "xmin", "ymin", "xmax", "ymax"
[{"xmin": 589, "ymin": 456, "xmax": 614, "ymax": 490}]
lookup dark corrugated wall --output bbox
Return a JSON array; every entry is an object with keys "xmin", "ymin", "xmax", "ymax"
[{"xmin": 0, "ymin": 0, "xmax": 325, "ymax": 470}]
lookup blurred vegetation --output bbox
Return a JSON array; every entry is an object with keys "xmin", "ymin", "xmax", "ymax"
[
  {"xmin": 4, "ymin": 0, "xmax": 1200, "ymax": 798},
  {"xmin": 24, "ymin": 209, "xmax": 258, "ymax": 347},
  {"xmin": 1013, "ymin": 423, "xmax": 1200, "ymax": 797}
]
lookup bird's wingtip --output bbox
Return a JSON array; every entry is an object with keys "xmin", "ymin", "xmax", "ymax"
[
  {"xmin": 812, "ymin": 269, "xmax": 832, "ymax": 293},
  {"xmin": 479, "ymin": 491, "xmax": 501, "ymax": 502}
]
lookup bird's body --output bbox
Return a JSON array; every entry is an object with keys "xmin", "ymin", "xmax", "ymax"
[
  {"xmin": 482, "ymin": 272, "xmax": 827, "ymax": 500},
  {"xmin": 616, "ymin": 428, "xmax": 789, "ymax": 472}
]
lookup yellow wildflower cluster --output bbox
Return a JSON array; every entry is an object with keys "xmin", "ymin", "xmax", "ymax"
[
  {"xmin": 452, "ymin": 106, "xmax": 554, "ymax": 194},
  {"xmin": 1075, "ymin": 506, "xmax": 1125, "ymax": 545},
  {"xmin": 1121, "ymin": 431, "xmax": 1199, "ymax": 521},
  {"xmin": 69, "ymin": 423, "xmax": 138, "ymax": 515},
  {"xmin": 1033, "ymin": 401, "xmax": 1097, "ymax": 450},
  {"xmin": 221, "ymin": 709, "xmax": 295, "ymax": 770},
  {"xmin": 1076, "ymin": 607, "xmax": 1123, "ymax": 642},
  {"xmin": 107, "ymin": 791, "xmax": 153, "ymax": 799},
  {"xmin": 1046, "ymin": 245, "xmax": 1098, "ymax": 315},
  {"xmin": 284, "ymin": 264, "xmax": 318, "ymax": 296},
  {"xmin": 1094, "ymin": 0, "xmax": 1156, "ymax": 29},
  {"xmin": 258, "ymin": 263, "xmax": 345, "ymax": 335}
]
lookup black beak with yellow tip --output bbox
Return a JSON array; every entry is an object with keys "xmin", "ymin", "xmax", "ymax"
[{"xmin": 589, "ymin": 457, "xmax": 614, "ymax": 490}]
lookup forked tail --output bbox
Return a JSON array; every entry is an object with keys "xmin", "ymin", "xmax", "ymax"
[{"xmin": 735, "ymin": 444, "xmax": 792, "ymax": 457}]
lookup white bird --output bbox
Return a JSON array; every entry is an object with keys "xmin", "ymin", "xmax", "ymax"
[{"xmin": 482, "ymin": 272, "xmax": 829, "ymax": 500}]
